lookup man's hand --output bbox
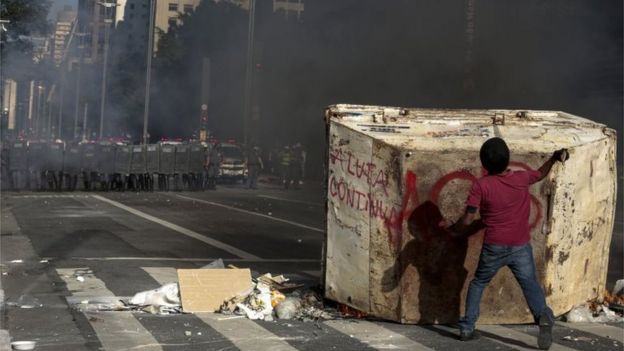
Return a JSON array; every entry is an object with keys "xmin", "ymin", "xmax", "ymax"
[
  {"xmin": 552, "ymin": 148, "xmax": 569, "ymax": 163},
  {"xmin": 536, "ymin": 148, "xmax": 570, "ymax": 182},
  {"xmin": 439, "ymin": 208, "xmax": 483, "ymax": 239}
]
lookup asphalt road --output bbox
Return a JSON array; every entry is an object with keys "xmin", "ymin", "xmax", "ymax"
[{"xmin": 0, "ymin": 180, "xmax": 622, "ymax": 351}]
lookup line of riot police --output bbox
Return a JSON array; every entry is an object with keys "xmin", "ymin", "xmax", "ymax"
[{"xmin": 0, "ymin": 140, "xmax": 221, "ymax": 192}]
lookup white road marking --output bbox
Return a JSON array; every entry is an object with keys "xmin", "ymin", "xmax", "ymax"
[
  {"xmin": 56, "ymin": 268, "xmax": 162, "ymax": 351},
  {"xmin": 479, "ymin": 325, "xmax": 577, "ymax": 351},
  {"xmin": 57, "ymin": 267, "xmax": 110, "ymax": 298},
  {"xmin": 257, "ymin": 194, "xmax": 323, "ymax": 207},
  {"xmin": 143, "ymin": 267, "xmax": 299, "ymax": 351},
  {"xmin": 556, "ymin": 322, "xmax": 624, "ymax": 342},
  {"xmin": 91, "ymin": 194, "xmax": 259, "ymax": 260},
  {"xmin": 325, "ymin": 319, "xmax": 434, "ymax": 351},
  {"xmin": 195, "ymin": 312, "xmax": 299, "ymax": 351},
  {"xmin": 174, "ymin": 194, "xmax": 325, "ymax": 233},
  {"xmin": 43, "ymin": 256, "xmax": 319, "ymax": 263}
]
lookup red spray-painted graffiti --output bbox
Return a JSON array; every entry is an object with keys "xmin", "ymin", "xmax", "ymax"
[
  {"xmin": 329, "ymin": 147, "xmax": 389, "ymax": 194},
  {"xmin": 328, "ymin": 157, "xmax": 544, "ymax": 252},
  {"xmin": 383, "ymin": 170, "xmax": 419, "ymax": 251}
]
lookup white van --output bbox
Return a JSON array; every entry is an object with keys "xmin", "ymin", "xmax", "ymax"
[{"xmin": 218, "ymin": 142, "xmax": 247, "ymax": 182}]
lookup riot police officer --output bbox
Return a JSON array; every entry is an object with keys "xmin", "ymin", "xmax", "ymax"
[
  {"xmin": 246, "ymin": 146, "xmax": 263, "ymax": 189},
  {"xmin": 280, "ymin": 145, "xmax": 291, "ymax": 189},
  {"xmin": 205, "ymin": 143, "xmax": 221, "ymax": 190}
]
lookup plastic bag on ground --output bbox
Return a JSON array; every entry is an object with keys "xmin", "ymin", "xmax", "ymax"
[
  {"xmin": 275, "ymin": 297, "xmax": 302, "ymax": 320},
  {"xmin": 129, "ymin": 283, "xmax": 180, "ymax": 307},
  {"xmin": 565, "ymin": 304, "xmax": 624, "ymax": 323},
  {"xmin": 612, "ymin": 279, "xmax": 624, "ymax": 297}
]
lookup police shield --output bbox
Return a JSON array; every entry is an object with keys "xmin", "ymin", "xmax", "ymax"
[
  {"xmin": 81, "ymin": 143, "xmax": 98, "ymax": 173},
  {"xmin": 174, "ymin": 144, "xmax": 189, "ymax": 174},
  {"xmin": 114, "ymin": 145, "xmax": 132, "ymax": 175},
  {"xmin": 8, "ymin": 141, "xmax": 28, "ymax": 189},
  {"xmin": 98, "ymin": 144, "xmax": 116, "ymax": 174},
  {"xmin": 44, "ymin": 142, "xmax": 65, "ymax": 171},
  {"xmin": 159, "ymin": 144, "xmax": 175, "ymax": 174},
  {"xmin": 63, "ymin": 145, "xmax": 82, "ymax": 174},
  {"xmin": 188, "ymin": 143, "xmax": 205, "ymax": 174},
  {"xmin": 27, "ymin": 141, "xmax": 46, "ymax": 172},
  {"xmin": 130, "ymin": 145, "xmax": 146, "ymax": 174},
  {"xmin": 146, "ymin": 144, "xmax": 160, "ymax": 174},
  {"xmin": 9, "ymin": 141, "xmax": 27, "ymax": 172}
]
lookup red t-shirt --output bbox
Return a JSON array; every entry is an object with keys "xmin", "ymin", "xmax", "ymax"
[{"xmin": 466, "ymin": 169, "xmax": 541, "ymax": 246}]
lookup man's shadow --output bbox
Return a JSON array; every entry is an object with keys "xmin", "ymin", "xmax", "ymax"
[{"xmin": 383, "ymin": 201, "xmax": 482, "ymax": 324}]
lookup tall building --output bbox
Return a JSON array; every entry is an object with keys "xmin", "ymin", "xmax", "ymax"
[
  {"xmin": 154, "ymin": 0, "xmax": 201, "ymax": 50},
  {"xmin": 113, "ymin": 0, "xmax": 304, "ymax": 56},
  {"xmin": 31, "ymin": 36, "xmax": 52, "ymax": 63},
  {"xmin": 113, "ymin": 0, "xmax": 151, "ymax": 55},
  {"xmin": 53, "ymin": 6, "xmax": 77, "ymax": 66},
  {"xmin": 112, "ymin": 0, "xmax": 201, "ymax": 55},
  {"xmin": 272, "ymin": 0, "xmax": 304, "ymax": 19},
  {"xmin": 77, "ymin": 0, "xmax": 118, "ymax": 64}
]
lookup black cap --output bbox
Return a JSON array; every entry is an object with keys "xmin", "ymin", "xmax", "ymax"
[{"xmin": 480, "ymin": 137, "xmax": 509, "ymax": 175}]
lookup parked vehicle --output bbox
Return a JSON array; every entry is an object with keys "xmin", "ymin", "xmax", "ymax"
[{"xmin": 218, "ymin": 142, "xmax": 247, "ymax": 183}]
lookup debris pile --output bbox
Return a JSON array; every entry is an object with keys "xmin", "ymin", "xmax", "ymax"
[
  {"xmin": 564, "ymin": 280, "xmax": 624, "ymax": 323},
  {"xmin": 71, "ymin": 260, "xmax": 341, "ymax": 322},
  {"xmin": 219, "ymin": 273, "xmax": 336, "ymax": 321}
]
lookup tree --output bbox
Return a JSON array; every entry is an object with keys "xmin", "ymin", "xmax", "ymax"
[{"xmin": 0, "ymin": 0, "xmax": 52, "ymax": 80}]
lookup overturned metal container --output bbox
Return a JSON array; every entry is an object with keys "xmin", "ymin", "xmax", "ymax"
[{"xmin": 323, "ymin": 104, "xmax": 617, "ymax": 324}]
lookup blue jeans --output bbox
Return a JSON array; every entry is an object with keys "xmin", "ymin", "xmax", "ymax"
[{"xmin": 459, "ymin": 243, "xmax": 554, "ymax": 332}]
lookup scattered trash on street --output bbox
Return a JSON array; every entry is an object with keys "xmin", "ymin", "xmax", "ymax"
[
  {"xmin": 10, "ymin": 340, "xmax": 37, "ymax": 350},
  {"xmin": 564, "ymin": 283, "xmax": 624, "ymax": 323},
  {"xmin": 275, "ymin": 297, "xmax": 301, "ymax": 320},
  {"xmin": 66, "ymin": 259, "xmax": 343, "ymax": 322},
  {"xmin": 178, "ymin": 268, "xmax": 253, "ymax": 312},
  {"xmin": 562, "ymin": 335, "xmax": 593, "ymax": 342},
  {"xmin": 12, "ymin": 295, "xmax": 43, "ymax": 309},
  {"xmin": 130, "ymin": 283, "xmax": 180, "ymax": 307}
]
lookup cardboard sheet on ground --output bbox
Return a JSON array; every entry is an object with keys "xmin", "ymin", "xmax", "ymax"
[{"xmin": 177, "ymin": 268, "xmax": 252, "ymax": 312}]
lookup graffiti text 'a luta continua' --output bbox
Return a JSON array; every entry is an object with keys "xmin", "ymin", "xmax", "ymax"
[
  {"xmin": 329, "ymin": 146, "xmax": 389, "ymax": 193},
  {"xmin": 328, "ymin": 174, "xmax": 399, "ymax": 222}
]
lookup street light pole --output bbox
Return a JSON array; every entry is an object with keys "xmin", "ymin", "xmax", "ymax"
[
  {"xmin": 35, "ymin": 84, "xmax": 43, "ymax": 138},
  {"xmin": 73, "ymin": 29, "xmax": 86, "ymax": 141},
  {"xmin": 57, "ymin": 69, "xmax": 65, "ymax": 139},
  {"xmin": 82, "ymin": 102, "xmax": 88, "ymax": 141},
  {"xmin": 243, "ymin": 0, "xmax": 256, "ymax": 145},
  {"xmin": 142, "ymin": 0, "xmax": 156, "ymax": 145},
  {"xmin": 98, "ymin": 1, "xmax": 117, "ymax": 140}
]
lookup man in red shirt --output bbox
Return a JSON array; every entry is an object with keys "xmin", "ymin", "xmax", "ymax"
[{"xmin": 448, "ymin": 137, "xmax": 568, "ymax": 350}]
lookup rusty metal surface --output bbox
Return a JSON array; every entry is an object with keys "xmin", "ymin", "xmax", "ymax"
[{"xmin": 323, "ymin": 104, "xmax": 617, "ymax": 324}]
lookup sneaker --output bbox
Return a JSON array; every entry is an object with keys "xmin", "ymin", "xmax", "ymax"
[
  {"xmin": 459, "ymin": 329, "xmax": 479, "ymax": 341},
  {"xmin": 538, "ymin": 313, "xmax": 553, "ymax": 350}
]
